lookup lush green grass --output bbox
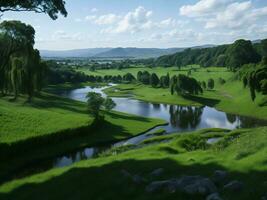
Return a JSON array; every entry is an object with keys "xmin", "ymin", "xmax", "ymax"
[
  {"xmin": 1, "ymin": 127, "xmax": 267, "ymax": 200},
  {"xmin": 0, "ymin": 92, "xmax": 166, "ymax": 183},
  {"xmin": 80, "ymin": 66, "xmax": 233, "ymax": 81},
  {"xmin": 100, "ymin": 66, "xmax": 267, "ymax": 119},
  {"xmin": 0, "ymin": 94, "xmax": 92, "ymax": 144}
]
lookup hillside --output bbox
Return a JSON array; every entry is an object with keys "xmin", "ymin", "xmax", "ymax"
[{"xmin": 40, "ymin": 45, "xmax": 216, "ymax": 59}]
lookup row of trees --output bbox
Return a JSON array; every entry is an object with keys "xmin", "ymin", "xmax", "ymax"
[
  {"xmin": 156, "ymin": 39, "xmax": 267, "ymax": 71},
  {"xmin": 0, "ymin": 20, "xmax": 47, "ymax": 101}
]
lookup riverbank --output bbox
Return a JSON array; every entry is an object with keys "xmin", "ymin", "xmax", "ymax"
[
  {"xmin": 104, "ymin": 81, "xmax": 267, "ymax": 120},
  {"xmin": 1, "ymin": 127, "xmax": 267, "ymax": 200},
  {"xmin": 0, "ymin": 93, "xmax": 166, "ymax": 183}
]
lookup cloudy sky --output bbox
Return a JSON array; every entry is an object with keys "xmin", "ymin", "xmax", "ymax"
[{"xmin": 1, "ymin": 0, "xmax": 267, "ymax": 50}]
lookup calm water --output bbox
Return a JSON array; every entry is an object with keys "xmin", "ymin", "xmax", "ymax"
[{"xmin": 9, "ymin": 85, "xmax": 267, "ymax": 182}]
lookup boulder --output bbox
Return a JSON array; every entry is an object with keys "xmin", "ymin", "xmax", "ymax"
[
  {"xmin": 180, "ymin": 177, "xmax": 217, "ymax": 195},
  {"xmin": 223, "ymin": 180, "xmax": 244, "ymax": 192},
  {"xmin": 145, "ymin": 179, "xmax": 179, "ymax": 193},
  {"xmin": 132, "ymin": 174, "xmax": 145, "ymax": 184},
  {"xmin": 213, "ymin": 170, "xmax": 228, "ymax": 184},
  {"xmin": 206, "ymin": 193, "xmax": 223, "ymax": 200},
  {"xmin": 146, "ymin": 175, "xmax": 217, "ymax": 195},
  {"xmin": 150, "ymin": 168, "xmax": 164, "ymax": 177}
]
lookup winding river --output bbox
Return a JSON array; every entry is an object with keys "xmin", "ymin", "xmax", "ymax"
[{"xmin": 10, "ymin": 84, "xmax": 267, "ymax": 181}]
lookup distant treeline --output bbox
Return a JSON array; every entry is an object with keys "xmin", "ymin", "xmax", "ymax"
[{"xmin": 156, "ymin": 39, "xmax": 267, "ymax": 70}]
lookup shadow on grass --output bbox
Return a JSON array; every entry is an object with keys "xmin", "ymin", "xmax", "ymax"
[
  {"xmin": 183, "ymin": 95, "xmax": 221, "ymax": 107},
  {"xmin": 107, "ymin": 111, "xmax": 152, "ymax": 123},
  {"xmin": 0, "ymin": 158, "xmax": 266, "ymax": 200},
  {"xmin": 29, "ymin": 93, "xmax": 88, "ymax": 115}
]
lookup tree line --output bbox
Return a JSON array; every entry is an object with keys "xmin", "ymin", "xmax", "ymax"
[{"xmin": 156, "ymin": 39, "xmax": 267, "ymax": 71}]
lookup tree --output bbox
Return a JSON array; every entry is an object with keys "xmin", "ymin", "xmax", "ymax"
[
  {"xmin": 87, "ymin": 92, "xmax": 116, "ymax": 121},
  {"xmin": 0, "ymin": 0, "xmax": 67, "ymax": 20},
  {"xmin": 150, "ymin": 73, "xmax": 159, "ymax": 87},
  {"xmin": 202, "ymin": 81, "xmax": 207, "ymax": 90},
  {"xmin": 86, "ymin": 92, "xmax": 104, "ymax": 121},
  {"xmin": 207, "ymin": 79, "xmax": 215, "ymax": 90},
  {"xmin": 0, "ymin": 20, "xmax": 46, "ymax": 100},
  {"xmin": 123, "ymin": 73, "xmax": 136, "ymax": 82},
  {"xmin": 104, "ymin": 97, "xmax": 116, "ymax": 111}
]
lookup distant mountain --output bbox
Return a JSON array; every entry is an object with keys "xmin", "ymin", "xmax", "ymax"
[
  {"xmin": 94, "ymin": 48, "xmax": 185, "ymax": 58},
  {"xmin": 40, "ymin": 48, "xmax": 112, "ymax": 58},
  {"xmin": 40, "ymin": 45, "xmax": 215, "ymax": 59}
]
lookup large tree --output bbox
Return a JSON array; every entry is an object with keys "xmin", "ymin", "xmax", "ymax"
[
  {"xmin": 0, "ymin": 20, "xmax": 45, "ymax": 100},
  {"xmin": 0, "ymin": 0, "xmax": 67, "ymax": 20}
]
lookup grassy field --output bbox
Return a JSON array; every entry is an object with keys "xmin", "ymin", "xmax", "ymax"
[
  {"xmin": 80, "ymin": 66, "xmax": 267, "ymax": 119},
  {"xmin": 0, "ymin": 93, "xmax": 93, "ymax": 144},
  {"xmin": 0, "ymin": 93, "xmax": 166, "ymax": 183},
  {"xmin": 79, "ymin": 66, "xmax": 233, "ymax": 81},
  {"xmin": 1, "ymin": 127, "xmax": 267, "ymax": 200}
]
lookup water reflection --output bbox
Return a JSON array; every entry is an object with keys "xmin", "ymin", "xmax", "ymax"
[{"xmin": 169, "ymin": 106, "xmax": 203, "ymax": 129}]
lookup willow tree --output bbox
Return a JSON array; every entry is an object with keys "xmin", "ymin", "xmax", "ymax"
[{"xmin": 0, "ymin": 20, "xmax": 45, "ymax": 100}]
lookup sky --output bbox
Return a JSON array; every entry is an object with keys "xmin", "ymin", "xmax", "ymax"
[{"xmin": 1, "ymin": 0, "xmax": 267, "ymax": 50}]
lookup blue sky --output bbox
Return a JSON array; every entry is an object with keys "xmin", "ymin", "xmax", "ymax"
[{"xmin": 1, "ymin": 0, "xmax": 267, "ymax": 50}]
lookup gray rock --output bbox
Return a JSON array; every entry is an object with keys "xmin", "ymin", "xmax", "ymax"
[
  {"xmin": 180, "ymin": 177, "xmax": 217, "ymax": 195},
  {"xmin": 213, "ymin": 170, "xmax": 228, "ymax": 184},
  {"xmin": 150, "ymin": 168, "xmax": 164, "ymax": 177},
  {"xmin": 224, "ymin": 180, "xmax": 244, "ymax": 192},
  {"xmin": 206, "ymin": 193, "xmax": 223, "ymax": 200},
  {"xmin": 146, "ymin": 175, "xmax": 217, "ymax": 195},
  {"xmin": 132, "ymin": 174, "xmax": 145, "ymax": 184},
  {"xmin": 145, "ymin": 179, "xmax": 179, "ymax": 193}
]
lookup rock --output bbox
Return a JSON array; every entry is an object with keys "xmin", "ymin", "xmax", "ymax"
[
  {"xmin": 145, "ymin": 179, "xmax": 178, "ymax": 193},
  {"xmin": 146, "ymin": 176, "xmax": 217, "ymax": 195},
  {"xmin": 213, "ymin": 170, "xmax": 228, "ymax": 184},
  {"xmin": 206, "ymin": 193, "xmax": 223, "ymax": 200},
  {"xmin": 223, "ymin": 180, "xmax": 244, "ymax": 192},
  {"xmin": 180, "ymin": 177, "xmax": 217, "ymax": 195},
  {"xmin": 150, "ymin": 168, "xmax": 164, "ymax": 177},
  {"xmin": 132, "ymin": 174, "xmax": 145, "ymax": 184}
]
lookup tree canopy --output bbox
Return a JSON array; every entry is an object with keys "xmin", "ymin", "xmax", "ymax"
[{"xmin": 0, "ymin": 0, "xmax": 67, "ymax": 20}]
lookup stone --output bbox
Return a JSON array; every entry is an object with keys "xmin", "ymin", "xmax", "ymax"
[
  {"xmin": 150, "ymin": 168, "xmax": 164, "ymax": 177},
  {"xmin": 223, "ymin": 180, "xmax": 244, "ymax": 192},
  {"xmin": 132, "ymin": 174, "xmax": 145, "ymax": 184},
  {"xmin": 206, "ymin": 193, "xmax": 223, "ymax": 200},
  {"xmin": 145, "ymin": 179, "xmax": 178, "ymax": 193},
  {"xmin": 180, "ymin": 177, "xmax": 217, "ymax": 195},
  {"xmin": 145, "ymin": 175, "xmax": 217, "ymax": 195},
  {"xmin": 213, "ymin": 170, "xmax": 228, "ymax": 184}
]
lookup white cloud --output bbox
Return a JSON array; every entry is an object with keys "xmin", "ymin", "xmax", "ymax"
[
  {"xmin": 205, "ymin": 1, "xmax": 267, "ymax": 29},
  {"xmin": 85, "ymin": 15, "xmax": 96, "ymax": 21},
  {"xmin": 94, "ymin": 14, "xmax": 121, "ymax": 25},
  {"xmin": 113, "ymin": 6, "xmax": 153, "ymax": 33},
  {"xmin": 180, "ymin": 0, "xmax": 229, "ymax": 17},
  {"xmin": 52, "ymin": 30, "xmax": 82, "ymax": 41},
  {"xmin": 91, "ymin": 8, "xmax": 98, "ymax": 13},
  {"xmin": 180, "ymin": 0, "xmax": 267, "ymax": 31}
]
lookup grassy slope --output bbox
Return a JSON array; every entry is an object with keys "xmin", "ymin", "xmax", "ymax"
[
  {"xmin": 1, "ymin": 127, "xmax": 267, "ymax": 200},
  {"xmin": 0, "ymin": 93, "xmax": 165, "ymax": 182},
  {"xmin": 87, "ymin": 66, "xmax": 267, "ymax": 119},
  {"xmin": 0, "ymin": 94, "xmax": 93, "ymax": 144}
]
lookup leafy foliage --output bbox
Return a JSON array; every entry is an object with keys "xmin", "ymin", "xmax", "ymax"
[
  {"xmin": 0, "ymin": 0, "xmax": 67, "ymax": 20},
  {"xmin": 157, "ymin": 39, "xmax": 263, "ymax": 70}
]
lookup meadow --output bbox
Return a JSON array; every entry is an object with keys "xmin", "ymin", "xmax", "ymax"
[
  {"xmin": 1, "ymin": 127, "xmax": 267, "ymax": 200},
  {"xmin": 81, "ymin": 66, "xmax": 267, "ymax": 120}
]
